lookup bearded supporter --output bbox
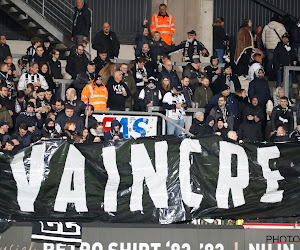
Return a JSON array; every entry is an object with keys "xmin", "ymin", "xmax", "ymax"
[
  {"xmin": 173, "ymin": 29, "xmax": 209, "ymax": 63},
  {"xmin": 15, "ymin": 101, "xmax": 43, "ymax": 133},
  {"xmin": 66, "ymin": 44, "xmax": 89, "ymax": 79},
  {"xmin": 81, "ymin": 75, "xmax": 108, "ymax": 111},
  {"xmin": 194, "ymin": 76, "xmax": 213, "ymax": 110},
  {"xmin": 18, "ymin": 62, "xmax": 48, "ymax": 91},
  {"xmin": 207, "ymin": 86, "xmax": 238, "ymax": 122},
  {"xmin": 209, "ymin": 95, "xmax": 234, "ymax": 131},
  {"xmin": 106, "ymin": 70, "xmax": 131, "ymax": 111},
  {"xmin": 120, "ymin": 63, "xmax": 136, "ymax": 111},
  {"xmin": 56, "ymin": 104, "xmax": 83, "ymax": 133},
  {"xmin": 65, "ymin": 88, "xmax": 86, "ymax": 116}
]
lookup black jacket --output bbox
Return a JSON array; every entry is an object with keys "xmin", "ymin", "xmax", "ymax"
[
  {"xmin": 239, "ymin": 120, "xmax": 263, "ymax": 142},
  {"xmin": 290, "ymin": 128, "xmax": 300, "ymax": 142},
  {"xmin": 139, "ymin": 85, "xmax": 162, "ymax": 111},
  {"xmin": 135, "ymin": 51, "xmax": 156, "ymax": 76},
  {"xmin": 213, "ymin": 25, "xmax": 228, "ymax": 49},
  {"xmin": 65, "ymin": 98, "xmax": 86, "ymax": 116},
  {"xmin": 0, "ymin": 43, "xmax": 11, "ymax": 62},
  {"xmin": 182, "ymin": 63, "xmax": 203, "ymax": 89},
  {"xmin": 148, "ymin": 38, "xmax": 172, "ymax": 60},
  {"xmin": 173, "ymin": 39, "xmax": 209, "ymax": 62},
  {"xmin": 212, "ymin": 74, "xmax": 241, "ymax": 95},
  {"xmin": 15, "ymin": 112, "xmax": 43, "ymax": 131},
  {"xmin": 189, "ymin": 118, "xmax": 206, "ymax": 136},
  {"xmin": 159, "ymin": 67, "xmax": 180, "ymax": 89},
  {"xmin": 273, "ymin": 42, "xmax": 297, "ymax": 71},
  {"xmin": 93, "ymin": 56, "xmax": 109, "ymax": 74},
  {"xmin": 66, "ymin": 53, "xmax": 89, "ymax": 79},
  {"xmin": 72, "ymin": 3, "xmax": 91, "ymax": 37},
  {"xmin": 106, "ymin": 78, "xmax": 131, "ymax": 111},
  {"xmin": 92, "ymin": 30, "xmax": 120, "ymax": 59},
  {"xmin": 205, "ymin": 65, "xmax": 220, "ymax": 84},
  {"xmin": 243, "ymin": 104, "xmax": 265, "ymax": 122},
  {"xmin": 248, "ymin": 78, "xmax": 271, "ymax": 107},
  {"xmin": 49, "ymin": 59, "xmax": 63, "ymax": 79},
  {"xmin": 104, "ymin": 119, "xmax": 124, "ymax": 141},
  {"xmin": 271, "ymin": 105, "xmax": 294, "ymax": 132},
  {"xmin": 73, "ymin": 71, "xmax": 97, "ymax": 96},
  {"xmin": 32, "ymin": 54, "xmax": 49, "ymax": 65}
]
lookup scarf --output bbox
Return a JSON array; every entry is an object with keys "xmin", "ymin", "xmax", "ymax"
[{"xmin": 184, "ymin": 39, "xmax": 200, "ymax": 62}]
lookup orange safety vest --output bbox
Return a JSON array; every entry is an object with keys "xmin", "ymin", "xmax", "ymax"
[
  {"xmin": 150, "ymin": 13, "xmax": 176, "ymax": 45},
  {"xmin": 81, "ymin": 81, "xmax": 108, "ymax": 111}
]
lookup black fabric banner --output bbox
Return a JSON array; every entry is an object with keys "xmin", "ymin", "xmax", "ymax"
[{"xmin": 0, "ymin": 135, "xmax": 300, "ymax": 224}]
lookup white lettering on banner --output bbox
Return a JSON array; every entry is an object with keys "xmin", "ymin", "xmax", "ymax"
[
  {"xmin": 103, "ymin": 146, "xmax": 120, "ymax": 212},
  {"xmin": 257, "ymin": 147, "xmax": 285, "ymax": 203},
  {"xmin": 10, "ymin": 144, "xmax": 45, "ymax": 212},
  {"xmin": 107, "ymin": 243, "xmax": 161, "ymax": 250},
  {"xmin": 130, "ymin": 141, "xmax": 168, "ymax": 211},
  {"xmin": 54, "ymin": 145, "xmax": 88, "ymax": 212},
  {"xmin": 179, "ymin": 139, "xmax": 203, "ymax": 209},
  {"xmin": 216, "ymin": 141, "xmax": 249, "ymax": 209}
]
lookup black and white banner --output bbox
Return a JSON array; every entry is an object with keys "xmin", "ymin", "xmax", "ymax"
[{"xmin": 0, "ymin": 135, "xmax": 299, "ymax": 224}]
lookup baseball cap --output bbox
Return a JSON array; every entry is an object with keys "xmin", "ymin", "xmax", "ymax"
[
  {"xmin": 27, "ymin": 102, "xmax": 35, "ymax": 108},
  {"xmin": 88, "ymin": 61, "xmax": 95, "ymax": 66},
  {"xmin": 174, "ymin": 85, "xmax": 183, "ymax": 92},
  {"xmin": 94, "ymin": 75, "xmax": 102, "ymax": 81},
  {"xmin": 187, "ymin": 30, "xmax": 196, "ymax": 35},
  {"xmin": 148, "ymin": 76, "xmax": 157, "ymax": 84},
  {"xmin": 0, "ymin": 121, "xmax": 8, "ymax": 127}
]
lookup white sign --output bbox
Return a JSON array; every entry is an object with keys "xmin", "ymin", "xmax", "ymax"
[{"xmin": 93, "ymin": 114, "xmax": 158, "ymax": 139}]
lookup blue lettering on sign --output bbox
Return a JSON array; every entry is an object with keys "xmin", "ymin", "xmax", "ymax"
[
  {"xmin": 119, "ymin": 118, "xmax": 129, "ymax": 138},
  {"xmin": 132, "ymin": 118, "xmax": 148, "ymax": 137}
]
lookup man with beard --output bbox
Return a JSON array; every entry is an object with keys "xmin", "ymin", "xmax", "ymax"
[
  {"xmin": 173, "ymin": 30, "xmax": 209, "ymax": 63},
  {"xmin": 66, "ymin": 45, "xmax": 89, "ymax": 79},
  {"xmin": 194, "ymin": 76, "xmax": 213, "ymax": 110},
  {"xmin": 214, "ymin": 117, "xmax": 229, "ymax": 138}
]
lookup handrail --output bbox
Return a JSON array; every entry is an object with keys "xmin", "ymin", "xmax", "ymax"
[
  {"xmin": 283, "ymin": 66, "xmax": 300, "ymax": 99},
  {"xmin": 93, "ymin": 110, "xmax": 195, "ymax": 137}
]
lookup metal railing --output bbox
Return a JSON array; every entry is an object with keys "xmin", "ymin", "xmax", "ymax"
[
  {"xmin": 283, "ymin": 66, "xmax": 300, "ymax": 99},
  {"xmin": 22, "ymin": 0, "xmax": 92, "ymax": 56}
]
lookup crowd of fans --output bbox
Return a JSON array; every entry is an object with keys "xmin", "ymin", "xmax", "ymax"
[{"xmin": 0, "ymin": 1, "xmax": 300, "ymax": 152}]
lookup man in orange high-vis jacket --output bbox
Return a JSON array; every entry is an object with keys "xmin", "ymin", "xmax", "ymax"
[
  {"xmin": 150, "ymin": 3, "xmax": 176, "ymax": 46},
  {"xmin": 81, "ymin": 75, "xmax": 108, "ymax": 111}
]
